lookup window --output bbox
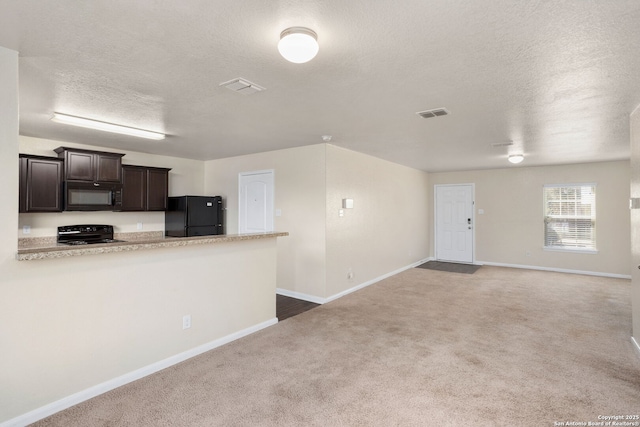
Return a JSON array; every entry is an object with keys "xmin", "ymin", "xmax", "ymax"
[{"xmin": 543, "ymin": 184, "xmax": 596, "ymax": 252}]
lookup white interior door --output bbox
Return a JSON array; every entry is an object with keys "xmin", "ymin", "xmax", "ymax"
[
  {"xmin": 239, "ymin": 170, "xmax": 274, "ymax": 234},
  {"xmin": 435, "ymin": 184, "xmax": 474, "ymax": 263}
]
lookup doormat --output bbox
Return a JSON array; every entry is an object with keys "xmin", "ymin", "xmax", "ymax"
[{"xmin": 416, "ymin": 261, "xmax": 481, "ymax": 274}]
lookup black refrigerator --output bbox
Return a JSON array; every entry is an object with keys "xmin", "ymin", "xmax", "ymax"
[{"xmin": 165, "ymin": 196, "xmax": 224, "ymax": 237}]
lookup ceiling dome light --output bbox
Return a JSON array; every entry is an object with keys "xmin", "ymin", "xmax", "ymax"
[
  {"xmin": 278, "ymin": 27, "xmax": 319, "ymax": 63},
  {"xmin": 508, "ymin": 154, "xmax": 524, "ymax": 164}
]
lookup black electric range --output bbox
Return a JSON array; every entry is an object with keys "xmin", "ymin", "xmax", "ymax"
[{"xmin": 57, "ymin": 225, "xmax": 125, "ymax": 246}]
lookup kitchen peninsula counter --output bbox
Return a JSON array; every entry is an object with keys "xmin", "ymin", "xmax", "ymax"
[{"xmin": 17, "ymin": 231, "xmax": 288, "ymax": 261}]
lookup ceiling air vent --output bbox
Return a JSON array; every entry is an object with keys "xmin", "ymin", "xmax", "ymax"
[
  {"xmin": 219, "ymin": 78, "xmax": 265, "ymax": 95},
  {"xmin": 416, "ymin": 108, "xmax": 449, "ymax": 119}
]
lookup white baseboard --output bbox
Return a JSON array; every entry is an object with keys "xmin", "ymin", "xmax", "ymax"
[
  {"xmin": 276, "ymin": 288, "xmax": 326, "ymax": 305},
  {"xmin": 1, "ymin": 318, "xmax": 278, "ymax": 427},
  {"xmin": 324, "ymin": 257, "xmax": 432, "ymax": 303},
  {"xmin": 633, "ymin": 337, "xmax": 640, "ymax": 359},
  {"xmin": 277, "ymin": 258, "xmax": 433, "ymax": 305},
  {"xmin": 477, "ymin": 261, "xmax": 631, "ymax": 280}
]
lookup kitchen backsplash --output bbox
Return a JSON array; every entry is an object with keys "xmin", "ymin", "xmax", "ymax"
[{"xmin": 18, "ymin": 211, "xmax": 166, "ymax": 238}]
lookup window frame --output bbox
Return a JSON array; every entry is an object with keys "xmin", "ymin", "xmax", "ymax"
[{"xmin": 542, "ymin": 183, "xmax": 598, "ymax": 254}]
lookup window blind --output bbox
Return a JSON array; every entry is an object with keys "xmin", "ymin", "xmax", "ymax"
[{"xmin": 543, "ymin": 184, "xmax": 596, "ymax": 250}]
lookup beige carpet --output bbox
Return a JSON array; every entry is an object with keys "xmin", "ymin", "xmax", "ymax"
[{"xmin": 33, "ymin": 267, "xmax": 640, "ymax": 426}]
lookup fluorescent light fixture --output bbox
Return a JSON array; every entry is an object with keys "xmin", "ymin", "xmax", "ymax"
[
  {"xmin": 51, "ymin": 113, "xmax": 165, "ymax": 140},
  {"xmin": 508, "ymin": 154, "xmax": 524, "ymax": 164},
  {"xmin": 278, "ymin": 27, "xmax": 319, "ymax": 63}
]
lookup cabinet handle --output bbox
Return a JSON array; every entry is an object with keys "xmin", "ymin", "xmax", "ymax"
[{"xmin": 93, "ymin": 182, "xmax": 100, "ymax": 187}]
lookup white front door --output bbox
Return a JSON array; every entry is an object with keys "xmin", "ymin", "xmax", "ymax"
[
  {"xmin": 435, "ymin": 184, "xmax": 474, "ymax": 263},
  {"xmin": 239, "ymin": 170, "xmax": 274, "ymax": 234}
]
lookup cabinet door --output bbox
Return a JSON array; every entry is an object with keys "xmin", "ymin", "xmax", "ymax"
[
  {"xmin": 65, "ymin": 151, "xmax": 94, "ymax": 181},
  {"xmin": 121, "ymin": 166, "xmax": 146, "ymax": 211},
  {"xmin": 96, "ymin": 154, "xmax": 122, "ymax": 182},
  {"xmin": 19, "ymin": 157, "xmax": 28, "ymax": 212},
  {"xmin": 23, "ymin": 158, "xmax": 63, "ymax": 212},
  {"xmin": 147, "ymin": 169, "xmax": 169, "ymax": 211}
]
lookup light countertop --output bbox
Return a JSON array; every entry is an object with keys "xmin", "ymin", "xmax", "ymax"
[{"xmin": 16, "ymin": 231, "xmax": 289, "ymax": 261}]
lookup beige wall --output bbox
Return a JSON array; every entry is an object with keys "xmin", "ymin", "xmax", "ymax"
[
  {"xmin": 0, "ymin": 47, "xmax": 21, "ymax": 421},
  {"xmin": 204, "ymin": 144, "xmax": 327, "ymax": 299},
  {"xmin": 325, "ymin": 145, "xmax": 430, "ymax": 298},
  {"xmin": 204, "ymin": 144, "xmax": 432, "ymax": 300},
  {"xmin": 18, "ymin": 135, "xmax": 205, "ymax": 237},
  {"xmin": 1, "ymin": 240, "xmax": 278, "ymax": 424},
  {"xmin": 0, "ymin": 47, "xmax": 18, "ymax": 254},
  {"xmin": 630, "ymin": 107, "xmax": 640, "ymax": 341},
  {"xmin": 429, "ymin": 161, "xmax": 630, "ymax": 277}
]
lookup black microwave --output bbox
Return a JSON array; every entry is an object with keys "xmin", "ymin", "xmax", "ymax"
[{"xmin": 63, "ymin": 181, "xmax": 123, "ymax": 211}]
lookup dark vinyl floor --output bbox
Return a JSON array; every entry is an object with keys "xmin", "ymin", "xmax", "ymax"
[
  {"xmin": 416, "ymin": 261, "xmax": 481, "ymax": 274},
  {"xmin": 276, "ymin": 294, "xmax": 320, "ymax": 321}
]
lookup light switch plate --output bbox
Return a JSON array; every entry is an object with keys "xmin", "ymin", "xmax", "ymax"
[{"xmin": 182, "ymin": 315, "xmax": 191, "ymax": 329}]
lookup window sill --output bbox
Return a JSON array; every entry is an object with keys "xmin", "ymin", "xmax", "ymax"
[{"xmin": 543, "ymin": 247, "xmax": 598, "ymax": 255}]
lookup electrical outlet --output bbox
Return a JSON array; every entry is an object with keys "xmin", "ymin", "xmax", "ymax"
[
  {"xmin": 525, "ymin": 251, "xmax": 531, "ymax": 257},
  {"xmin": 182, "ymin": 315, "xmax": 191, "ymax": 329},
  {"xmin": 137, "ymin": 222, "xmax": 143, "ymax": 230},
  {"xmin": 22, "ymin": 225, "xmax": 31, "ymax": 235}
]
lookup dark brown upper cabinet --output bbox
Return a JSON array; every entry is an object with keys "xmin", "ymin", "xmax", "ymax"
[
  {"xmin": 19, "ymin": 154, "xmax": 63, "ymax": 212},
  {"xmin": 54, "ymin": 147, "xmax": 124, "ymax": 183},
  {"xmin": 121, "ymin": 166, "xmax": 146, "ymax": 211},
  {"xmin": 146, "ymin": 167, "xmax": 170, "ymax": 211},
  {"xmin": 121, "ymin": 165, "xmax": 171, "ymax": 211}
]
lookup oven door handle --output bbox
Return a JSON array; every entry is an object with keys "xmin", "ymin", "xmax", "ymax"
[{"xmin": 58, "ymin": 230, "xmax": 81, "ymax": 235}]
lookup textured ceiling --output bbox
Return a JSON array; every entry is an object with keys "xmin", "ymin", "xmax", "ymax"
[{"xmin": 1, "ymin": 0, "xmax": 640, "ymax": 172}]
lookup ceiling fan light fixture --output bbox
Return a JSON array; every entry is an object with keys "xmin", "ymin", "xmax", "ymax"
[
  {"xmin": 508, "ymin": 154, "xmax": 524, "ymax": 164},
  {"xmin": 51, "ymin": 112, "xmax": 165, "ymax": 140},
  {"xmin": 278, "ymin": 27, "xmax": 319, "ymax": 63}
]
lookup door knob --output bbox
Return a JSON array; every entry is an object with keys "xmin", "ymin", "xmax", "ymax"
[{"xmin": 467, "ymin": 218, "xmax": 472, "ymax": 224}]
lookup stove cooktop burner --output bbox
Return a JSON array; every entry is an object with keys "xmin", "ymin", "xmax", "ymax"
[
  {"xmin": 60, "ymin": 238, "xmax": 125, "ymax": 246},
  {"xmin": 101, "ymin": 239, "xmax": 125, "ymax": 244}
]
